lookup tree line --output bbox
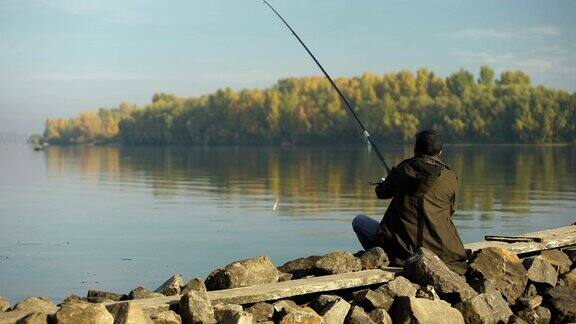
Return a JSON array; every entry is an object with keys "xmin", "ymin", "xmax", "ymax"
[{"xmin": 41, "ymin": 66, "xmax": 576, "ymax": 145}]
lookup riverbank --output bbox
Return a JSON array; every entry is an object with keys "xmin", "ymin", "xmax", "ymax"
[{"xmin": 1, "ymin": 226, "xmax": 575, "ymax": 324}]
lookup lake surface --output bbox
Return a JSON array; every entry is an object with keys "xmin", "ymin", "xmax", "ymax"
[{"xmin": 0, "ymin": 144, "xmax": 575, "ymax": 303}]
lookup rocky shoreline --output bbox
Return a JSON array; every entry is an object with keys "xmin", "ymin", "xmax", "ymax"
[{"xmin": 1, "ymin": 246, "xmax": 575, "ymax": 324}]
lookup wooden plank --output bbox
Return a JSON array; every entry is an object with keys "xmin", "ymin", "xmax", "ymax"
[
  {"xmin": 466, "ymin": 226, "xmax": 576, "ymax": 255},
  {"xmin": 485, "ymin": 235, "xmax": 542, "ymax": 243},
  {"xmin": 107, "ymin": 269, "xmax": 397, "ymax": 311}
]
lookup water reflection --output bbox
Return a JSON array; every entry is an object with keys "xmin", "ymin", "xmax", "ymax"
[{"xmin": 44, "ymin": 145, "xmax": 576, "ymax": 220}]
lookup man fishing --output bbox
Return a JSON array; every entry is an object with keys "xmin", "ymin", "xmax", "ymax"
[
  {"xmin": 262, "ymin": 3, "xmax": 466, "ymax": 274},
  {"xmin": 352, "ymin": 129, "xmax": 467, "ymax": 274}
]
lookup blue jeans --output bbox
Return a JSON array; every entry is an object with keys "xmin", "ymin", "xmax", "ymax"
[{"xmin": 352, "ymin": 214, "xmax": 380, "ymax": 251}]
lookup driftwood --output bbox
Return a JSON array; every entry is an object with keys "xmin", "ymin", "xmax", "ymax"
[
  {"xmin": 465, "ymin": 225, "xmax": 576, "ymax": 255},
  {"xmin": 106, "ymin": 268, "xmax": 397, "ymax": 312}
]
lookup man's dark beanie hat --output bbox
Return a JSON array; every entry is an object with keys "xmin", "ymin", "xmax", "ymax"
[{"xmin": 415, "ymin": 129, "xmax": 443, "ymax": 156}]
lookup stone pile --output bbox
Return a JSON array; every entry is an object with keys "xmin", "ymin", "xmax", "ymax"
[{"xmin": 1, "ymin": 246, "xmax": 575, "ymax": 324}]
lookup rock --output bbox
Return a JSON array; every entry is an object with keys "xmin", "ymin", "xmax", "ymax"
[
  {"xmin": 523, "ymin": 284, "xmax": 538, "ymax": 298},
  {"xmin": 106, "ymin": 302, "xmax": 151, "ymax": 324},
  {"xmin": 155, "ymin": 274, "xmax": 184, "ymax": 296},
  {"xmin": 416, "ymin": 285, "xmax": 441, "ymax": 300},
  {"xmin": 523, "ymin": 256, "xmax": 558, "ymax": 287},
  {"xmin": 278, "ymin": 272, "xmax": 293, "ymax": 282},
  {"xmin": 455, "ymin": 291, "xmax": 513, "ymax": 324},
  {"xmin": 149, "ymin": 310, "xmax": 182, "ymax": 324},
  {"xmin": 0, "ymin": 295, "xmax": 10, "ymax": 312},
  {"xmin": 508, "ymin": 315, "xmax": 529, "ymax": 324},
  {"xmin": 314, "ymin": 251, "xmax": 361, "ymax": 275},
  {"xmin": 246, "ymin": 302, "xmax": 274, "ymax": 322},
  {"xmin": 87, "ymin": 290, "xmax": 123, "ymax": 302},
  {"xmin": 391, "ymin": 297, "xmax": 465, "ymax": 324},
  {"xmin": 562, "ymin": 247, "xmax": 576, "ymax": 264},
  {"xmin": 13, "ymin": 297, "xmax": 58, "ymax": 314},
  {"xmin": 308, "ymin": 295, "xmax": 350, "ymax": 324},
  {"xmin": 213, "ymin": 304, "xmax": 253, "ymax": 324},
  {"xmin": 516, "ymin": 307, "xmax": 542, "ymax": 324},
  {"xmin": 84, "ymin": 297, "xmax": 115, "ymax": 304},
  {"xmin": 352, "ymin": 289, "xmax": 394, "ymax": 311},
  {"xmin": 543, "ymin": 286, "xmax": 576, "ymax": 323},
  {"xmin": 61, "ymin": 295, "xmax": 82, "ymax": 304},
  {"xmin": 16, "ymin": 312, "xmax": 49, "ymax": 324},
  {"xmin": 279, "ymin": 306, "xmax": 321, "ymax": 324},
  {"xmin": 539, "ymin": 250, "xmax": 572, "ymax": 275},
  {"xmin": 205, "ymin": 256, "xmax": 279, "ymax": 290},
  {"xmin": 359, "ymin": 247, "xmax": 390, "ymax": 270},
  {"xmin": 54, "ymin": 301, "xmax": 114, "ymax": 324},
  {"xmin": 278, "ymin": 256, "xmax": 321, "ymax": 279},
  {"xmin": 515, "ymin": 295, "xmax": 543, "ymax": 310},
  {"xmin": 403, "ymin": 248, "xmax": 477, "ymax": 303},
  {"xmin": 273, "ymin": 300, "xmax": 299, "ymax": 315},
  {"xmin": 369, "ymin": 309, "xmax": 393, "ymax": 324},
  {"xmin": 346, "ymin": 306, "xmax": 376, "ymax": 324},
  {"xmin": 560, "ymin": 268, "xmax": 576, "ymax": 288},
  {"xmin": 181, "ymin": 278, "xmax": 207, "ymax": 296},
  {"xmin": 467, "ymin": 247, "xmax": 528, "ymax": 303},
  {"xmin": 534, "ymin": 306, "xmax": 551, "ymax": 324},
  {"xmin": 376, "ymin": 276, "xmax": 418, "ymax": 299},
  {"xmin": 308, "ymin": 295, "xmax": 340, "ymax": 312},
  {"xmin": 179, "ymin": 291, "xmax": 215, "ymax": 324},
  {"xmin": 127, "ymin": 287, "xmax": 164, "ymax": 300}
]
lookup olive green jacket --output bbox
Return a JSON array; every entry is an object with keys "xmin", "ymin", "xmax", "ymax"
[{"xmin": 375, "ymin": 156, "xmax": 467, "ymax": 274}]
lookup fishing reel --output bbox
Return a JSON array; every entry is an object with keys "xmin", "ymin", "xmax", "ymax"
[{"xmin": 369, "ymin": 178, "xmax": 386, "ymax": 186}]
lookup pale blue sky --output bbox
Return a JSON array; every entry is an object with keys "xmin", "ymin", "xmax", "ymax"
[{"xmin": 1, "ymin": 0, "xmax": 575, "ymax": 134}]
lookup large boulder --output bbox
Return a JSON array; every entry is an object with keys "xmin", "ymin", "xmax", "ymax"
[
  {"xmin": 467, "ymin": 247, "xmax": 528, "ymax": 303},
  {"xmin": 205, "ymin": 256, "xmax": 279, "ymax": 290},
  {"xmin": 155, "ymin": 274, "xmax": 184, "ymax": 296},
  {"xmin": 359, "ymin": 247, "xmax": 390, "ymax": 270},
  {"xmin": 181, "ymin": 278, "xmax": 207, "ymax": 296},
  {"xmin": 127, "ymin": 287, "xmax": 164, "ymax": 300},
  {"xmin": 391, "ymin": 297, "xmax": 464, "ymax": 324},
  {"xmin": 15, "ymin": 312, "xmax": 50, "ymax": 324},
  {"xmin": 278, "ymin": 256, "xmax": 321, "ymax": 279},
  {"xmin": 61, "ymin": 295, "xmax": 82, "ymax": 304},
  {"xmin": 246, "ymin": 302, "xmax": 274, "ymax": 322},
  {"xmin": 318, "ymin": 299, "xmax": 350, "ymax": 324},
  {"xmin": 516, "ymin": 306, "xmax": 551, "ymax": 324},
  {"xmin": 314, "ymin": 251, "xmax": 361, "ymax": 275},
  {"xmin": 106, "ymin": 302, "xmax": 151, "ymax": 324},
  {"xmin": 346, "ymin": 306, "xmax": 376, "ymax": 324},
  {"xmin": 416, "ymin": 285, "xmax": 441, "ymax": 301},
  {"xmin": 352, "ymin": 289, "xmax": 394, "ymax": 312},
  {"xmin": 369, "ymin": 309, "xmax": 393, "ymax": 324},
  {"xmin": 403, "ymin": 248, "xmax": 477, "ymax": 303},
  {"xmin": 278, "ymin": 306, "xmax": 321, "ymax": 324},
  {"xmin": 523, "ymin": 256, "xmax": 558, "ymax": 287},
  {"xmin": 213, "ymin": 304, "xmax": 253, "ymax": 324},
  {"xmin": 543, "ymin": 286, "xmax": 576, "ymax": 323},
  {"xmin": 376, "ymin": 276, "xmax": 418, "ymax": 299},
  {"xmin": 12, "ymin": 297, "xmax": 58, "ymax": 314},
  {"xmin": 179, "ymin": 291, "xmax": 215, "ymax": 324},
  {"xmin": 0, "ymin": 295, "xmax": 10, "ymax": 312},
  {"xmin": 54, "ymin": 301, "xmax": 114, "ymax": 324},
  {"xmin": 539, "ymin": 250, "xmax": 572, "ymax": 275},
  {"xmin": 149, "ymin": 310, "xmax": 182, "ymax": 324},
  {"xmin": 455, "ymin": 291, "xmax": 513, "ymax": 324},
  {"xmin": 87, "ymin": 290, "xmax": 123, "ymax": 302},
  {"xmin": 560, "ymin": 268, "xmax": 576, "ymax": 288}
]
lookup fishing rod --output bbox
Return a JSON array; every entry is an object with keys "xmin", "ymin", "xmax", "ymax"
[{"xmin": 263, "ymin": 0, "xmax": 391, "ymax": 175}]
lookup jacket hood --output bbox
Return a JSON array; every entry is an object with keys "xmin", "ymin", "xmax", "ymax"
[{"xmin": 399, "ymin": 157, "xmax": 445, "ymax": 195}]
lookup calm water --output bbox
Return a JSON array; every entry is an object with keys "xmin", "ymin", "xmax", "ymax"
[{"xmin": 0, "ymin": 144, "xmax": 575, "ymax": 303}]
